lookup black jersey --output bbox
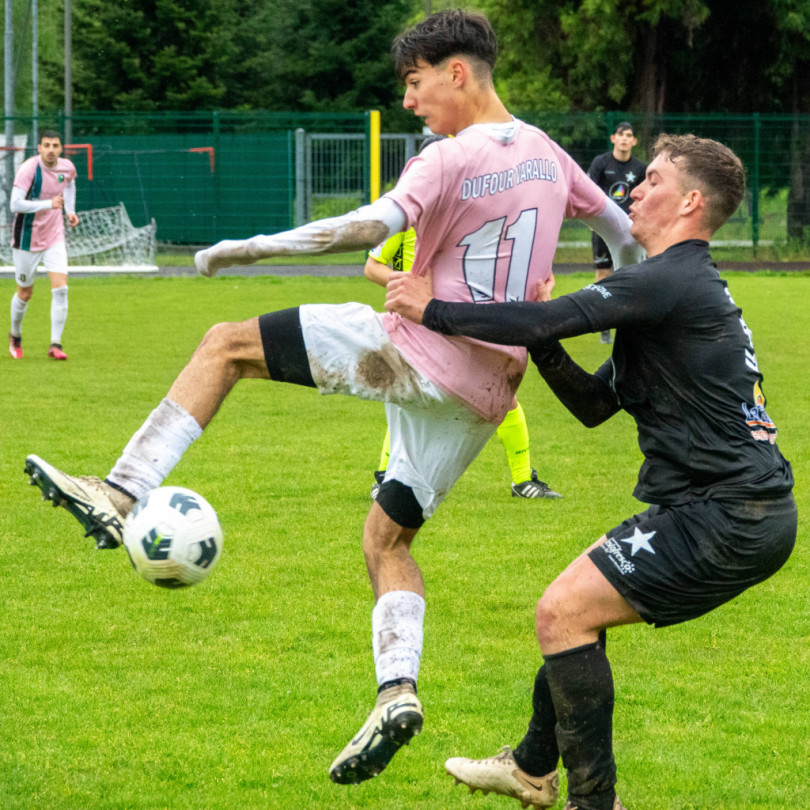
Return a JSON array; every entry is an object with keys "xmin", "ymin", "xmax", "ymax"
[
  {"xmin": 423, "ymin": 240, "xmax": 793, "ymax": 506},
  {"xmin": 567, "ymin": 240, "xmax": 792, "ymax": 503},
  {"xmin": 587, "ymin": 152, "xmax": 647, "ymax": 212}
]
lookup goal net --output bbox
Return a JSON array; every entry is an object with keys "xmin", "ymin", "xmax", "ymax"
[{"xmin": 0, "ymin": 203, "xmax": 158, "ymax": 272}]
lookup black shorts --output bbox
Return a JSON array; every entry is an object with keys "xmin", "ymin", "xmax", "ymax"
[
  {"xmin": 591, "ymin": 233, "xmax": 612, "ymax": 269},
  {"xmin": 589, "ymin": 494, "xmax": 797, "ymax": 628}
]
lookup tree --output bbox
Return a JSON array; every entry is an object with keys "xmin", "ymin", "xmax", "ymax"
[
  {"xmin": 480, "ymin": 0, "xmax": 711, "ymax": 113},
  {"xmin": 72, "ymin": 0, "xmax": 233, "ymax": 110},
  {"xmin": 69, "ymin": 0, "xmax": 412, "ymax": 122},
  {"xmin": 217, "ymin": 0, "xmax": 412, "ymax": 125}
]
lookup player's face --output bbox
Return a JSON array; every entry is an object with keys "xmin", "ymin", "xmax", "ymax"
[
  {"xmin": 628, "ymin": 154, "xmax": 690, "ymax": 253},
  {"xmin": 38, "ymin": 137, "xmax": 63, "ymax": 168},
  {"xmin": 402, "ymin": 60, "xmax": 457, "ymax": 135},
  {"xmin": 611, "ymin": 129, "xmax": 637, "ymax": 158}
]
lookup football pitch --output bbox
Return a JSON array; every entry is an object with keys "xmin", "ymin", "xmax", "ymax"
[{"xmin": 1, "ymin": 270, "xmax": 807, "ymax": 809}]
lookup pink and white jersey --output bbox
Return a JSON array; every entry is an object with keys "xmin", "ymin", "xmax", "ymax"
[
  {"xmin": 11, "ymin": 156, "xmax": 77, "ymax": 251},
  {"xmin": 382, "ymin": 119, "xmax": 606, "ymax": 423}
]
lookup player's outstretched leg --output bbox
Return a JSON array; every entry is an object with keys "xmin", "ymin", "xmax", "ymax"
[
  {"xmin": 329, "ymin": 679, "xmax": 423, "ymax": 784},
  {"xmin": 445, "ymin": 746, "xmax": 560, "ymax": 809},
  {"xmin": 25, "ymin": 454, "xmax": 135, "ymax": 549}
]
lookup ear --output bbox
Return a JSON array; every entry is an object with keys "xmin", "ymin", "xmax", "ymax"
[
  {"xmin": 681, "ymin": 189, "xmax": 704, "ymax": 218},
  {"xmin": 610, "ymin": 134, "xmax": 618, "ymax": 145},
  {"xmin": 447, "ymin": 57, "xmax": 467, "ymax": 87}
]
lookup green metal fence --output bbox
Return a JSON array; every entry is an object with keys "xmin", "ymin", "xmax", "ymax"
[
  {"xmin": 2, "ymin": 110, "xmax": 808, "ymax": 248},
  {"xmin": 1, "ymin": 111, "xmax": 369, "ymax": 243},
  {"xmin": 515, "ymin": 111, "xmax": 810, "ymax": 249}
]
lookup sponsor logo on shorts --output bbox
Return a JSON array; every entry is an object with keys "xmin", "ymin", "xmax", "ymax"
[{"xmin": 602, "ymin": 538, "xmax": 635, "ymax": 575}]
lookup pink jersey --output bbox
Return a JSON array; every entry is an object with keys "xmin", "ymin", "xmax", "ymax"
[
  {"xmin": 11, "ymin": 156, "xmax": 77, "ymax": 251},
  {"xmin": 381, "ymin": 120, "xmax": 606, "ymax": 423}
]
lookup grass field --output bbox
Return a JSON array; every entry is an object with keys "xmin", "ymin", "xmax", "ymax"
[{"xmin": 1, "ymin": 271, "xmax": 808, "ymax": 809}]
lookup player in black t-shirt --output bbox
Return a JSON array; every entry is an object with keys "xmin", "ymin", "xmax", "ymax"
[
  {"xmin": 386, "ymin": 134, "xmax": 796, "ymax": 810},
  {"xmin": 588, "ymin": 122, "xmax": 647, "ymax": 343}
]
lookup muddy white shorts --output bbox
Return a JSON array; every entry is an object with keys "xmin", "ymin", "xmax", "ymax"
[{"xmin": 299, "ymin": 302, "xmax": 496, "ymax": 518}]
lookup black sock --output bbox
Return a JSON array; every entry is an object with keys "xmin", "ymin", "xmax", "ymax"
[
  {"xmin": 545, "ymin": 642, "xmax": 616, "ymax": 810},
  {"xmin": 513, "ymin": 664, "xmax": 560, "ymax": 777}
]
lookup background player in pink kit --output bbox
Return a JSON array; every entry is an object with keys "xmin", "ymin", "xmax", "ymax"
[
  {"xmin": 26, "ymin": 10, "xmax": 641, "ymax": 789},
  {"xmin": 8, "ymin": 130, "xmax": 79, "ymax": 360}
]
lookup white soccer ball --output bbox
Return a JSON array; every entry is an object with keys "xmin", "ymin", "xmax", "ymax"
[{"xmin": 123, "ymin": 486, "xmax": 223, "ymax": 589}]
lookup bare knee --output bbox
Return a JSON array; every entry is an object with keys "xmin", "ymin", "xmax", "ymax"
[
  {"xmin": 196, "ymin": 319, "xmax": 268, "ymax": 380},
  {"xmin": 17, "ymin": 286, "xmax": 33, "ymax": 302},
  {"xmin": 535, "ymin": 582, "xmax": 570, "ymax": 649},
  {"xmin": 362, "ymin": 519, "xmax": 413, "ymax": 564}
]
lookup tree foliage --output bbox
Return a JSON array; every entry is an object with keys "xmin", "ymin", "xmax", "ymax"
[
  {"xmin": 67, "ymin": 0, "xmax": 412, "ymax": 120},
  {"xmin": 72, "ymin": 0, "xmax": 232, "ymax": 110},
  {"xmin": 3, "ymin": 0, "xmax": 808, "ymax": 122},
  {"xmin": 480, "ymin": 0, "xmax": 809, "ymax": 115}
]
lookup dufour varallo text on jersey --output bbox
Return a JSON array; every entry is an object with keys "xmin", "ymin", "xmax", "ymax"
[{"xmin": 461, "ymin": 159, "xmax": 558, "ymax": 201}]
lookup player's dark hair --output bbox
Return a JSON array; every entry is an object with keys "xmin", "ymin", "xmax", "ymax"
[
  {"xmin": 392, "ymin": 9, "xmax": 497, "ymax": 83},
  {"xmin": 615, "ymin": 121, "xmax": 634, "ymax": 134},
  {"xmin": 653, "ymin": 133, "xmax": 745, "ymax": 233},
  {"xmin": 39, "ymin": 129, "xmax": 62, "ymax": 143}
]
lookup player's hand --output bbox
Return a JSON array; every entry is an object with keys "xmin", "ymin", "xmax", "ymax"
[
  {"xmin": 67, "ymin": 213, "xmax": 79, "ymax": 227},
  {"xmin": 51, "ymin": 194, "xmax": 64, "ymax": 210},
  {"xmin": 534, "ymin": 271, "xmax": 556, "ymax": 302},
  {"xmin": 385, "ymin": 273, "xmax": 433, "ymax": 324}
]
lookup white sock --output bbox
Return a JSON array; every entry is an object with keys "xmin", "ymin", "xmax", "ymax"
[
  {"xmin": 107, "ymin": 398, "xmax": 203, "ymax": 500},
  {"xmin": 50, "ymin": 286, "xmax": 68, "ymax": 344},
  {"xmin": 11, "ymin": 293, "xmax": 27, "ymax": 337},
  {"xmin": 372, "ymin": 590, "xmax": 425, "ymax": 686}
]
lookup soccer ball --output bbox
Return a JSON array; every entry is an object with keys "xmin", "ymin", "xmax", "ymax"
[{"xmin": 123, "ymin": 486, "xmax": 223, "ymax": 589}]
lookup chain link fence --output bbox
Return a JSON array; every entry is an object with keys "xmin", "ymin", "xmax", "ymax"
[{"xmin": 2, "ymin": 111, "xmax": 808, "ymax": 248}]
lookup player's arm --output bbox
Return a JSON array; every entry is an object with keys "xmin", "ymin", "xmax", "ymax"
[
  {"xmin": 10, "ymin": 186, "xmax": 55, "ymax": 214},
  {"xmin": 364, "ymin": 255, "xmax": 395, "ymax": 287},
  {"xmin": 386, "ymin": 273, "xmax": 589, "ymax": 344},
  {"xmin": 528, "ymin": 342, "xmax": 619, "ymax": 426},
  {"xmin": 63, "ymin": 179, "xmax": 79, "ymax": 226},
  {"xmin": 195, "ymin": 197, "xmax": 407, "ymax": 277},
  {"xmin": 385, "ymin": 275, "xmax": 619, "ymax": 426},
  {"xmin": 582, "ymin": 199, "xmax": 644, "ymax": 270}
]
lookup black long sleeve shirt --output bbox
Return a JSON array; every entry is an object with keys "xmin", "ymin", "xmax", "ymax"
[{"xmin": 423, "ymin": 240, "xmax": 793, "ymax": 505}]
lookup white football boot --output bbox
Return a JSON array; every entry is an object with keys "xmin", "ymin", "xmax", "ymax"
[
  {"xmin": 329, "ymin": 679, "xmax": 423, "ymax": 784},
  {"xmin": 25, "ymin": 454, "xmax": 135, "ymax": 549},
  {"xmin": 446, "ymin": 745, "xmax": 560, "ymax": 809}
]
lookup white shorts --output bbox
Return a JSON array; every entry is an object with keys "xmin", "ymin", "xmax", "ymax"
[
  {"xmin": 13, "ymin": 242, "xmax": 69, "ymax": 287},
  {"xmin": 300, "ymin": 302, "xmax": 497, "ymax": 518}
]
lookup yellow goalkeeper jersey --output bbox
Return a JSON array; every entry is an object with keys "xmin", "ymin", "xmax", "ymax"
[{"xmin": 368, "ymin": 228, "xmax": 416, "ymax": 273}]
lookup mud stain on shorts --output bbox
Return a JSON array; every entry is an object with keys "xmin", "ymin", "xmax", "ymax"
[{"xmin": 357, "ymin": 343, "xmax": 425, "ymax": 401}]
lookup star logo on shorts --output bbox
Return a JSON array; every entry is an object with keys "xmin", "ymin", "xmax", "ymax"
[{"xmin": 619, "ymin": 527, "xmax": 656, "ymax": 556}]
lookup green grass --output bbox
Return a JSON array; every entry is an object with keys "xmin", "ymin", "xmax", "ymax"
[
  {"xmin": 153, "ymin": 243, "xmax": 810, "ymax": 267},
  {"xmin": 1, "ymin": 272, "xmax": 808, "ymax": 809}
]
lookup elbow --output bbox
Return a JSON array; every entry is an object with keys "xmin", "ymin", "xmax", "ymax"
[{"xmin": 579, "ymin": 413, "xmax": 609, "ymax": 429}]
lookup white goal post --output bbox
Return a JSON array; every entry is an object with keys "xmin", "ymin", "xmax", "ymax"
[{"xmin": 0, "ymin": 203, "xmax": 158, "ymax": 273}]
